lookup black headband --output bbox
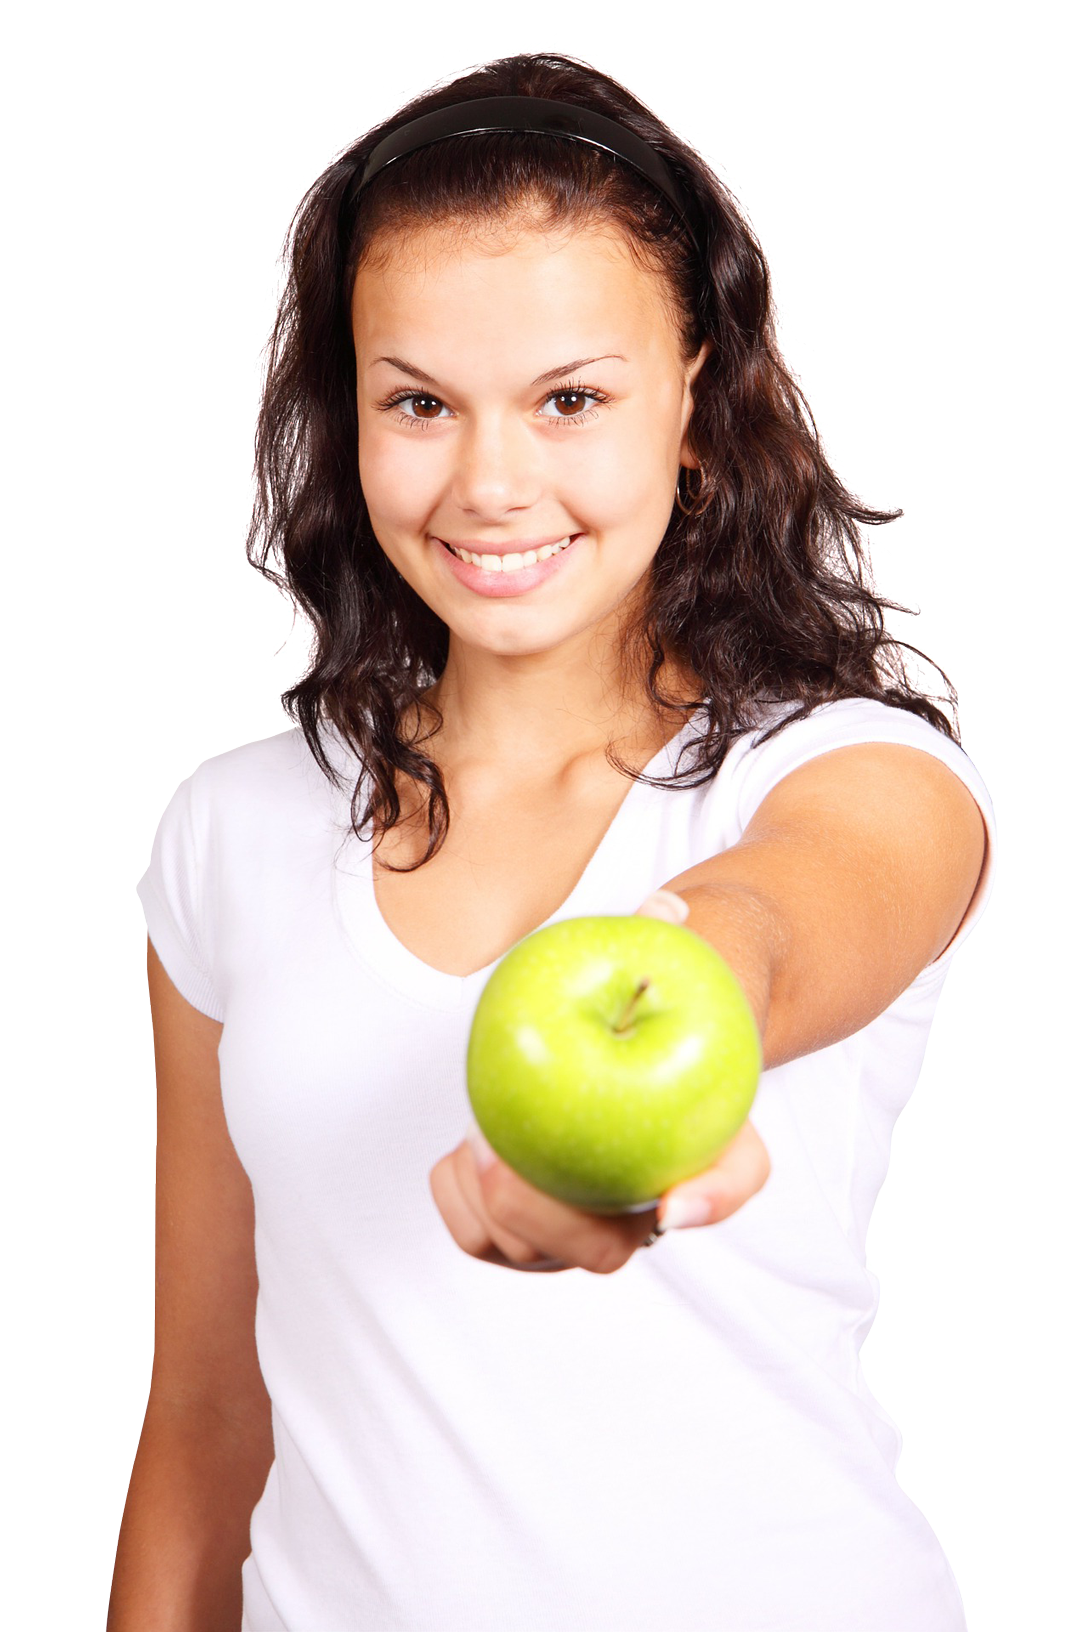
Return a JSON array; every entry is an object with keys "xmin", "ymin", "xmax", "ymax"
[{"xmin": 345, "ymin": 95, "xmax": 699, "ymax": 247}]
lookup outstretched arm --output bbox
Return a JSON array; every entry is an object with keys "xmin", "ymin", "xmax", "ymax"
[{"xmin": 429, "ymin": 741, "xmax": 987, "ymax": 1273}]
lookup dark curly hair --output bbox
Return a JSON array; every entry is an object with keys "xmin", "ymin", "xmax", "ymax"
[{"xmin": 247, "ymin": 51, "xmax": 958, "ymax": 873}]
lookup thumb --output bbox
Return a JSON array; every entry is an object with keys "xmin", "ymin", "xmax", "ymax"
[
  {"xmin": 658, "ymin": 1120, "xmax": 771, "ymax": 1231},
  {"xmin": 635, "ymin": 889, "xmax": 690, "ymax": 924}
]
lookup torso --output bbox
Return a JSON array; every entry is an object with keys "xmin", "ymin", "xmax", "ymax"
[{"xmin": 371, "ymin": 726, "xmax": 687, "ymax": 977}]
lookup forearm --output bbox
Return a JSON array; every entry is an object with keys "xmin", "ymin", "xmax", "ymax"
[
  {"xmin": 107, "ymin": 1395, "xmax": 273, "ymax": 1632},
  {"xmin": 664, "ymin": 880, "xmax": 786, "ymax": 1064}
]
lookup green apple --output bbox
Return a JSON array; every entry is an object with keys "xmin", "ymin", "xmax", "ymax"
[{"xmin": 465, "ymin": 914, "xmax": 762, "ymax": 1214}]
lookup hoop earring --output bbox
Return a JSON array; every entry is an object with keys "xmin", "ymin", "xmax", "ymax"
[{"xmin": 675, "ymin": 464, "xmax": 713, "ymax": 518}]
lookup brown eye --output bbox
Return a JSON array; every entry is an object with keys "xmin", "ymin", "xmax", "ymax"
[
  {"xmin": 540, "ymin": 385, "xmax": 606, "ymax": 423},
  {"xmin": 409, "ymin": 395, "xmax": 444, "ymax": 419}
]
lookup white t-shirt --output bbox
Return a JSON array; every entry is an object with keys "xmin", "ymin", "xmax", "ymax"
[{"xmin": 137, "ymin": 696, "xmax": 996, "ymax": 1632}]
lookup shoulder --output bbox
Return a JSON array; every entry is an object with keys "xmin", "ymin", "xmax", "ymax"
[
  {"xmin": 147, "ymin": 726, "xmax": 338, "ymax": 859},
  {"xmin": 187, "ymin": 725, "xmax": 311, "ymax": 788},
  {"xmin": 180, "ymin": 726, "xmax": 328, "ymax": 812},
  {"xmin": 727, "ymin": 696, "xmax": 993, "ymax": 834}
]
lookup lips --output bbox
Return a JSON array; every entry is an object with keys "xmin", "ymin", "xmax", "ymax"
[{"xmin": 435, "ymin": 529, "xmax": 583, "ymax": 596}]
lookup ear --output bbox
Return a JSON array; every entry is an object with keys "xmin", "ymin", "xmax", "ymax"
[{"xmin": 679, "ymin": 340, "xmax": 712, "ymax": 469}]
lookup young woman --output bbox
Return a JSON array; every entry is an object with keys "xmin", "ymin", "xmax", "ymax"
[{"xmin": 109, "ymin": 51, "xmax": 994, "ymax": 1632}]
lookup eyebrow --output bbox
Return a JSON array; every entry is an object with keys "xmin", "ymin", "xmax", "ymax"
[{"xmin": 370, "ymin": 354, "xmax": 627, "ymax": 388}]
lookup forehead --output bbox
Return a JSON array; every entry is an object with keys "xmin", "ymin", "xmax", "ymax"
[{"xmin": 351, "ymin": 219, "xmax": 683, "ymax": 367}]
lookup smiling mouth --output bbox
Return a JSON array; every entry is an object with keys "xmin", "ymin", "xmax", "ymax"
[{"xmin": 440, "ymin": 536, "xmax": 579, "ymax": 572}]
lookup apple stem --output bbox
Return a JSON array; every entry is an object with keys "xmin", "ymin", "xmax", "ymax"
[{"xmin": 615, "ymin": 976, "xmax": 652, "ymax": 1034}]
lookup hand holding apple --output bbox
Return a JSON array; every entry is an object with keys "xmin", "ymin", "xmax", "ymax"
[{"xmin": 427, "ymin": 890, "xmax": 770, "ymax": 1273}]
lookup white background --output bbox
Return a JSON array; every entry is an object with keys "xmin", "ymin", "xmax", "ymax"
[{"xmin": 5, "ymin": 2, "xmax": 1083, "ymax": 1626}]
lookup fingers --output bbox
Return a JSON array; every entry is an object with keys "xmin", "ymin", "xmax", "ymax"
[
  {"xmin": 469, "ymin": 1143, "xmax": 659, "ymax": 1275},
  {"xmin": 431, "ymin": 1138, "xmax": 657, "ymax": 1275},
  {"xmin": 429, "ymin": 1146, "xmax": 570, "ymax": 1273},
  {"xmin": 467, "ymin": 1137, "xmax": 663, "ymax": 1273}
]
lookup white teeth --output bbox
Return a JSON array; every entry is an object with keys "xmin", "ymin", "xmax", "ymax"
[{"xmin": 447, "ymin": 536, "xmax": 574, "ymax": 571}]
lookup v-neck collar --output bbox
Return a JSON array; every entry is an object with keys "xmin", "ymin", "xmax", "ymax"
[{"xmin": 327, "ymin": 705, "xmax": 709, "ymax": 1012}]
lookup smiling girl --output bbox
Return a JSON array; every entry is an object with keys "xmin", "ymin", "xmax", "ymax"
[{"xmin": 110, "ymin": 52, "xmax": 994, "ymax": 1632}]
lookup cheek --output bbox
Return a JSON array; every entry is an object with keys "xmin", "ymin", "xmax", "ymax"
[
  {"xmin": 563, "ymin": 418, "xmax": 674, "ymax": 525},
  {"xmin": 357, "ymin": 422, "xmax": 441, "ymax": 523}
]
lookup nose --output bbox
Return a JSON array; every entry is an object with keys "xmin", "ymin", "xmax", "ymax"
[{"xmin": 448, "ymin": 410, "xmax": 542, "ymax": 520}]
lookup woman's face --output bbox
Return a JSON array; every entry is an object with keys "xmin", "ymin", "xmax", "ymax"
[{"xmin": 351, "ymin": 217, "xmax": 709, "ymax": 663}]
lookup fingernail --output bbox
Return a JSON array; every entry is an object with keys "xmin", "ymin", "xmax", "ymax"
[
  {"xmin": 646, "ymin": 890, "xmax": 690, "ymax": 923},
  {"xmin": 467, "ymin": 1124, "xmax": 497, "ymax": 1173},
  {"xmin": 659, "ymin": 1192, "xmax": 712, "ymax": 1231}
]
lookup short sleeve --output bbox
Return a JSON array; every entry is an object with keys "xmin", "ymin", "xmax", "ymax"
[
  {"xmin": 729, "ymin": 697, "xmax": 996, "ymax": 975},
  {"xmin": 136, "ymin": 769, "xmax": 225, "ymax": 1021}
]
